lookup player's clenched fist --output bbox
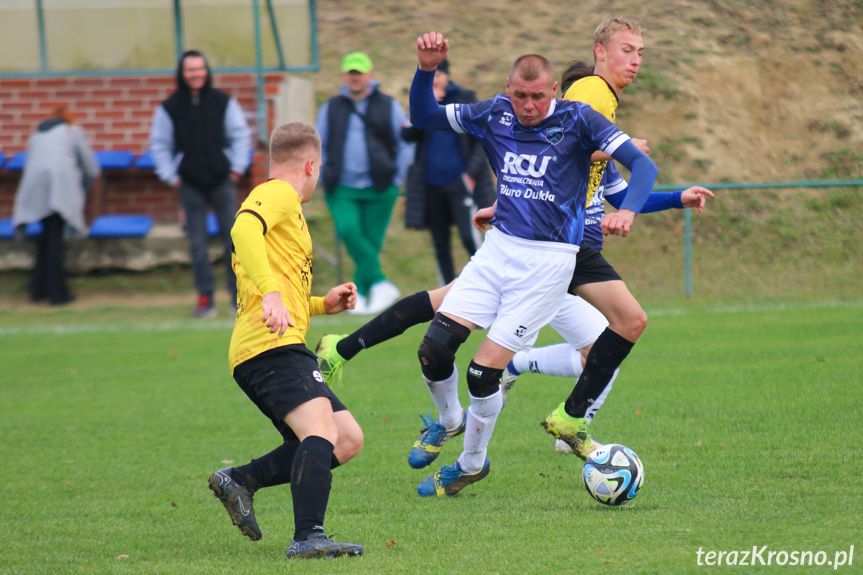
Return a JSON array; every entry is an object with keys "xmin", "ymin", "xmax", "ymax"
[{"xmin": 417, "ymin": 31, "xmax": 449, "ymax": 71}]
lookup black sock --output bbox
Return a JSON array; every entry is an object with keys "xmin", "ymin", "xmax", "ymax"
[
  {"xmin": 564, "ymin": 329, "xmax": 634, "ymax": 418},
  {"xmin": 233, "ymin": 439, "xmax": 343, "ymax": 494},
  {"xmin": 337, "ymin": 291, "xmax": 436, "ymax": 360},
  {"xmin": 233, "ymin": 440, "xmax": 300, "ymax": 492},
  {"xmin": 291, "ymin": 435, "xmax": 335, "ymax": 541}
]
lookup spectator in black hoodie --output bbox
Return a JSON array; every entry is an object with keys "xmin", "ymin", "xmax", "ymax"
[{"xmin": 150, "ymin": 50, "xmax": 252, "ymax": 317}]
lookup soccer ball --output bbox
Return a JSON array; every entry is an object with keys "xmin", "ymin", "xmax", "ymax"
[{"xmin": 582, "ymin": 444, "xmax": 644, "ymax": 506}]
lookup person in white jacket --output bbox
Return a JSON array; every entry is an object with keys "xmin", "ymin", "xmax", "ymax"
[{"xmin": 13, "ymin": 106, "xmax": 100, "ymax": 305}]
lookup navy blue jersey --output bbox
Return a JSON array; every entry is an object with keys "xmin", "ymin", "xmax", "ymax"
[
  {"xmin": 410, "ymin": 68, "xmax": 657, "ymax": 243},
  {"xmin": 445, "ymin": 96, "xmax": 629, "ymax": 246}
]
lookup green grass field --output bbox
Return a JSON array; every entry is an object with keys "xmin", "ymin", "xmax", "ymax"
[{"xmin": 1, "ymin": 301, "xmax": 861, "ymax": 574}]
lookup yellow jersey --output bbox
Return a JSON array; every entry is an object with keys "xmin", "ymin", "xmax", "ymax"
[
  {"xmin": 228, "ymin": 179, "xmax": 326, "ymax": 373},
  {"xmin": 563, "ymin": 75, "xmax": 620, "ymax": 206}
]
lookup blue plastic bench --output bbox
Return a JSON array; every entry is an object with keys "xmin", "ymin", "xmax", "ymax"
[
  {"xmin": 0, "ymin": 217, "xmax": 43, "ymax": 239},
  {"xmin": 88, "ymin": 214, "xmax": 154, "ymax": 238},
  {"xmin": 134, "ymin": 149, "xmax": 255, "ymax": 171},
  {"xmin": 94, "ymin": 150, "xmax": 135, "ymax": 170},
  {"xmin": 207, "ymin": 212, "xmax": 221, "ymax": 236},
  {"xmin": 134, "ymin": 151, "xmax": 154, "ymax": 169},
  {"xmin": 5, "ymin": 151, "xmax": 27, "ymax": 171},
  {"xmin": 2, "ymin": 150, "xmax": 135, "ymax": 171}
]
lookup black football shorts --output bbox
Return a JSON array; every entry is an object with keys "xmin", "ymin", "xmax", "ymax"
[
  {"xmin": 568, "ymin": 244, "xmax": 623, "ymax": 293},
  {"xmin": 232, "ymin": 344, "xmax": 347, "ymax": 442}
]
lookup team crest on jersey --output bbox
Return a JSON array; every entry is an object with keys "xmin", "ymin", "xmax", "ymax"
[
  {"xmin": 514, "ymin": 325, "xmax": 527, "ymax": 337},
  {"xmin": 499, "ymin": 112, "xmax": 513, "ymax": 126},
  {"xmin": 544, "ymin": 126, "xmax": 564, "ymax": 145}
]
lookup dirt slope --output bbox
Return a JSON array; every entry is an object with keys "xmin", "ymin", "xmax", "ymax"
[{"xmin": 308, "ymin": 0, "xmax": 863, "ymax": 183}]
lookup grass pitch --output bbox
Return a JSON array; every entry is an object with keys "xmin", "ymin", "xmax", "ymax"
[{"xmin": 0, "ymin": 300, "xmax": 860, "ymax": 574}]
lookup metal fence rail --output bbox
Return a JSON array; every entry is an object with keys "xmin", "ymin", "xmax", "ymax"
[{"xmin": 652, "ymin": 179, "xmax": 863, "ymax": 297}]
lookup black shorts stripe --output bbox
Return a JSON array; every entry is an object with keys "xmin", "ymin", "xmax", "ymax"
[{"xmin": 237, "ymin": 209, "xmax": 267, "ymax": 235}]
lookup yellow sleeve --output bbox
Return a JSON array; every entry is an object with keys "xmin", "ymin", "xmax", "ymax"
[
  {"xmin": 309, "ymin": 296, "xmax": 327, "ymax": 317},
  {"xmin": 563, "ymin": 76, "xmax": 617, "ymax": 122},
  {"xmin": 231, "ymin": 212, "xmax": 280, "ymax": 296}
]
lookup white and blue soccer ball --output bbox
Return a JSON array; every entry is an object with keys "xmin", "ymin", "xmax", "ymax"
[{"xmin": 582, "ymin": 443, "xmax": 644, "ymax": 506}]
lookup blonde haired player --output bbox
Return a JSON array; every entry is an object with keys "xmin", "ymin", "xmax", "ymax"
[{"xmin": 207, "ymin": 122, "xmax": 364, "ymax": 560}]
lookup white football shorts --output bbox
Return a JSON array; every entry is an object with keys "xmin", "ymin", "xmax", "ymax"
[
  {"xmin": 550, "ymin": 294, "xmax": 609, "ymax": 351},
  {"xmin": 438, "ymin": 227, "xmax": 578, "ymax": 352}
]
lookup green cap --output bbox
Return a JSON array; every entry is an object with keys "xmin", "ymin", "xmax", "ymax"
[{"xmin": 341, "ymin": 51, "xmax": 373, "ymax": 74}]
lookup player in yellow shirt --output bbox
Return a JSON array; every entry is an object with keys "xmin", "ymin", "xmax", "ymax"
[
  {"xmin": 541, "ymin": 17, "xmax": 656, "ymax": 455},
  {"xmin": 207, "ymin": 122, "xmax": 364, "ymax": 560}
]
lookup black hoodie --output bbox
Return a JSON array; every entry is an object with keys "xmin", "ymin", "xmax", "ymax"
[{"xmin": 161, "ymin": 50, "xmax": 231, "ymax": 191}]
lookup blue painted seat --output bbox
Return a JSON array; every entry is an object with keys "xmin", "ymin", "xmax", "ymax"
[
  {"xmin": 5, "ymin": 151, "xmax": 27, "ymax": 171},
  {"xmin": 94, "ymin": 150, "xmax": 135, "ymax": 170},
  {"xmin": 134, "ymin": 151, "xmax": 154, "ymax": 169},
  {"xmin": 3, "ymin": 150, "xmax": 136, "ymax": 171},
  {"xmin": 207, "ymin": 212, "xmax": 220, "ymax": 236},
  {"xmin": 135, "ymin": 149, "xmax": 255, "ymax": 171},
  {"xmin": 0, "ymin": 217, "xmax": 43, "ymax": 239},
  {"xmin": 88, "ymin": 214, "xmax": 154, "ymax": 238}
]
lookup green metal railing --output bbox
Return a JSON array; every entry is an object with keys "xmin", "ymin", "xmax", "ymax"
[
  {"xmin": 653, "ymin": 179, "xmax": 863, "ymax": 297},
  {"xmin": 325, "ymin": 179, "xmax": 863, "ymax": 296}
]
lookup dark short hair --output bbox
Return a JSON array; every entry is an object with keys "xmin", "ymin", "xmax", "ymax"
[
  {"xmin": 561, "ymin": 60, "xmax": 594, "ymax": 94},
  {"xmin": 509, "ymin": 54, "xmax": 555, "ymax": 84}
]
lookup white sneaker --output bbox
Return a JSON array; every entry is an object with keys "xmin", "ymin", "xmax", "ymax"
[
  {"xmin": 347, "ymin": 293, "xmax": 370, "ymax": 315},
  {"xmin": 554, "ymin": 439, "xmax": 573, "ymax": 454},
  {"xmin": 500, "ymin": 366, "xmax": 519, "ymax": 404},
  {"xmin": 366, "ymin": 280, "xmax": 400, "ymax": 314}
]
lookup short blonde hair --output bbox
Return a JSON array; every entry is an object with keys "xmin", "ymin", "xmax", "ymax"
[
  {"xmin": 509, "ymin": 54, "xmax": 555, "ymax": 84},
  {"xmin": 594, "ymin": 17, "xmax": 644, "ymax": 53},
  {"xmin": 269, "ymin": 122, "xmax": 321, "ymax": 166}
]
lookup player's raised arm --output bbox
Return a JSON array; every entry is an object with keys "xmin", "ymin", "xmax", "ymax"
[
  {"xmin": 417, "ymin": 31, "xmax": 449, "ymax": 71},
  {"xmin": 410, "ymin": 32, "xmax": 452, "ymax": 129}
]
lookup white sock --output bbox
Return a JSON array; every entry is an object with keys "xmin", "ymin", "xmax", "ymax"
[
  {"xmin": 512, "ymin": 343, "xmax": 581, "ymax": 378},
  {"xmin": 457, "ymin": 391, "xmax": 503, "ymax": 473},
  {"xmin": 585, "ymin": 368, "xmax": 619, "ymax": 423},
  {"xmin": 424, "ymin": 364, "xmax": 463, "ymax": 430}
]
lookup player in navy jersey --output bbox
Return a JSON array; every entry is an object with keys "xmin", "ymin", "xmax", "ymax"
[
  {"xmin": 404, "ymin": 31, "xmax": 657, "ymax": 497},
  {"xmin": 479, "ymin": 160, "xmax": 713, "ymax": 451},
  {"xmin": 314, "ymin": 24, "xmax": 702, "ymax": 465}
]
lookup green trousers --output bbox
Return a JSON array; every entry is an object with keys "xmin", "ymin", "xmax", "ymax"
[{"xmin": 325, "ymin": 184, "xmax": 399, "ymax": 296}]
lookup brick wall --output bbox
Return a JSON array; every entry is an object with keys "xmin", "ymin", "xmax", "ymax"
[{"xmin": 0, "ymin": 72, "xmax": 282, "ymax": 223}]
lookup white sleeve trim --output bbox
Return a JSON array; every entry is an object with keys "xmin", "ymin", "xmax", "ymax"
[
  {"xmin": 603, "ymin": 177, "xmax": 629, "ymax": 196},
  {"xmin": 445, "ymin": 104, "xmax": 466, "ymax": 133},
  {"xmin": 601, "ymin": 132, "xmax": 630, "ymax": 156}
]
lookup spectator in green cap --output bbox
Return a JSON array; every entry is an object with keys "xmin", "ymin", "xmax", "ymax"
[{"xmin": 316, "ymin": 51, "xmax": 414, "ymax": 315}]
